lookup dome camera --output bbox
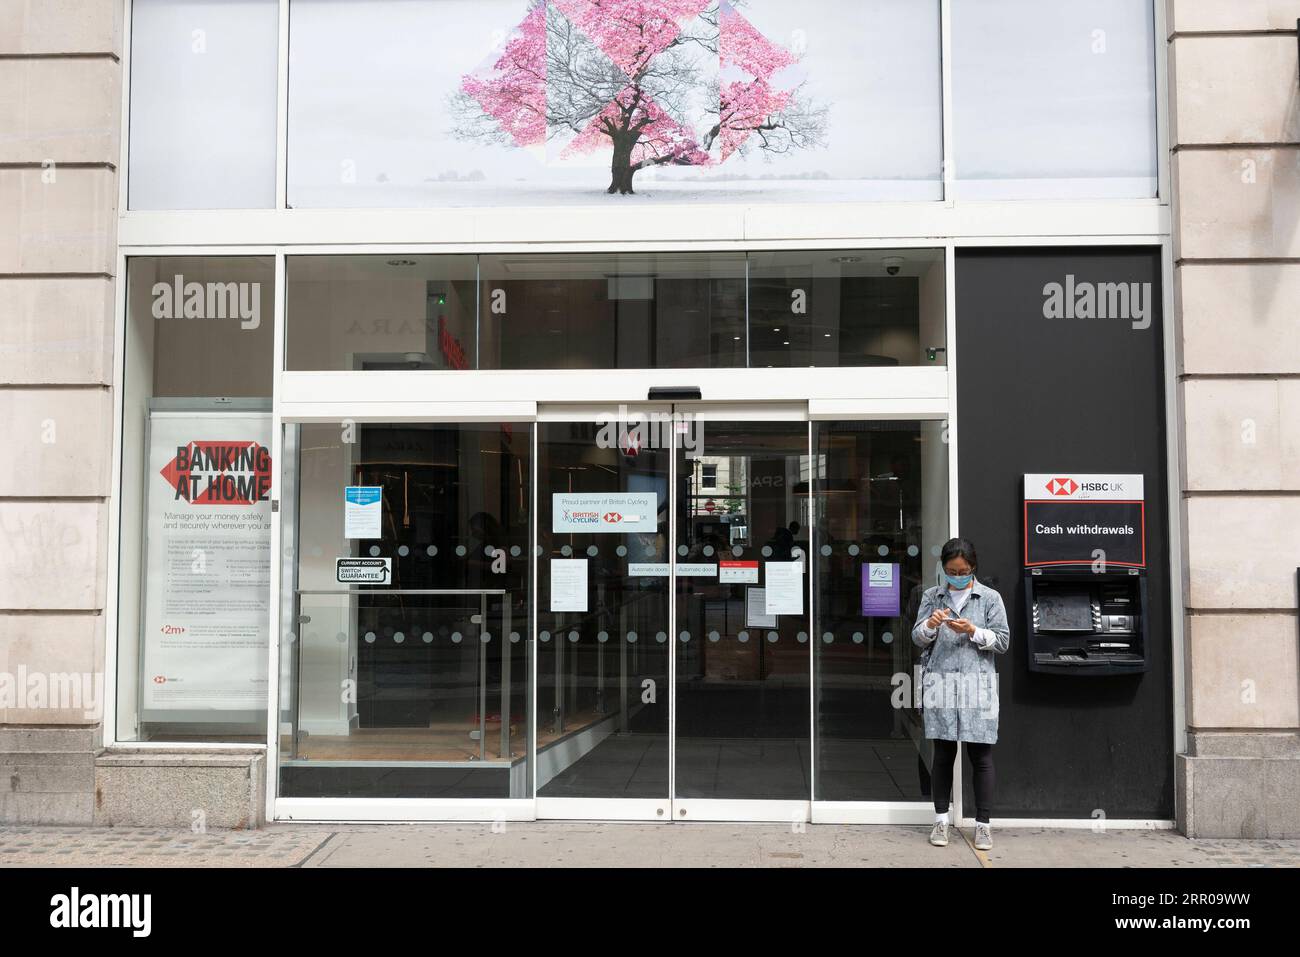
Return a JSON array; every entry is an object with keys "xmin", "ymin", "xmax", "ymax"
[{"xmin": 883, "ymin": 256, "xmax": 904, "ymax": 277}]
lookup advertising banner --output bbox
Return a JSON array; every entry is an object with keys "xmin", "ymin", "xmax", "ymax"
[
  {"xmin": 141, "ymin": 412, "xmax": 272, "ymax": 714},
  {"xmin": 288, "ymin": 0, "xmax": 943, "ymax": 207},
  {"xmin": 553, "ymin": 492, "xmax": 657, "ymax": 533}
]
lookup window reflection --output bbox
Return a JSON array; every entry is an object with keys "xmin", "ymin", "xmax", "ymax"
[
  {"xmin": 479, "ymin": 253, "xmax": 746, "ymax": 370},
  {"xmin": 748, "ymin": 249, "xmax": 946, "ymax": 368},
  {"xmin": 284, "ymin": 251, "xmax": 945, "ymax": 371}
]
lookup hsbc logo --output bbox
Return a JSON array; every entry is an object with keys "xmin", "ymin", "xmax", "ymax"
[
  {"xmin": 1046, "ymin": 477, "xmax": 1078, "ymax": 496},
  {"xmin": 603, "ymin": 512, "xmax": 623, "ymax": 523}
]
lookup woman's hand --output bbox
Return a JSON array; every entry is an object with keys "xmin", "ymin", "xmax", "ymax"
[
  {"xmin": 947, "ymin": 617, "xmax": 976, "ymax": 636},
  {"xmin": 925, "ymin": 608, "xmax": 951, "ymax": 630}
]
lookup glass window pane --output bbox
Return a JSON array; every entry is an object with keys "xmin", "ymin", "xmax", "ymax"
[
  {"xmin": 287, "ymin": 0, "xmax": 941, "ymax": 207},
  {"xmin": 747, "ymin": 249, "xmax": 946, "ymax": 368},
  {"xmin": 813, "ymin": 419, "xmax": 949, "ymax": 801},
  {"xmin": 478, "ymin": 252, "xmax": 746, "ymax": 369},
  {"xmin": 128, "ymin": 0, "xmax": 279, "ymax": 209},
  {"xmin": 117, "ymin": 257, "xmax": 275, "ymax": 743},
  {"xmin": 952, "ymin": 0, "xmax": 1158, "ymax": 199},
  {"xmin": 279, "ymin": 421, "xmax": 533, "ymax": 799},
  {"xmin": 285, "ymin": 256, "xmax": 479, "ymax": 371}
]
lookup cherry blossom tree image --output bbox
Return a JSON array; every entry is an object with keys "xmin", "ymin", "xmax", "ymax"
[{"xmin": 451, "ymin": 0, "xmax": 827, "ymax": 195}]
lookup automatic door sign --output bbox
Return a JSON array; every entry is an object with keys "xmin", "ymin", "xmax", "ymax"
[
  {"xmin": 553, "ymin": 492, "xmax": 657, "ymax": 533},
  {"xmin": 336, "ymin": 557, "xmax": 391, "ymax": 585},
  {"xmin": 1023, "ymin": 473, "xmax": 1145, "ymax": 567}
]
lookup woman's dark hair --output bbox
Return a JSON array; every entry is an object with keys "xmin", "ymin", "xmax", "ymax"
[{"xmin": 940, "ymin": 537, "xmax": 977, "ymax": 570}]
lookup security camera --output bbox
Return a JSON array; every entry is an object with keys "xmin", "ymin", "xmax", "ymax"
[{"xmin": 883, "ymin": 257, "xmax": 904, "ymax": 277}]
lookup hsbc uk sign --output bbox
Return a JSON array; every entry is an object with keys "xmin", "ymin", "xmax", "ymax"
[
  {"xmin": 1028, "ymin": 474, "xmax": 1143, "ymax": 502},
  {"xmin": 1024, "ymin": 473, "xmax": 1146, "ymax": 567}
]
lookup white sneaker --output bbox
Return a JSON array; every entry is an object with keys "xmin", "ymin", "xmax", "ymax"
[
  {"xmin": 974, "ymin": 822, "xmax": 992, "ymax": 850},
  {"xmin": 929, "ymin": 821, "xmax": 949, "ymax": 847}
]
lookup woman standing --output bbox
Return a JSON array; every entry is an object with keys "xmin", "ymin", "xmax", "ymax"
[{"xmin": 911, "ymin": 537, "xmax": 1009, "ymax": 850}]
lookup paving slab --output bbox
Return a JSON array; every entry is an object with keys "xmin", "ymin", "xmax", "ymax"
[{"xmin": 0, "ymin": 823, "xmax": 1297, "ymax": 868}]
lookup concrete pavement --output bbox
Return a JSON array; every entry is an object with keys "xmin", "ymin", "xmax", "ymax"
[{"xmin": 1, "ymin": 823, "xmax": 1298, "ymax": 867}]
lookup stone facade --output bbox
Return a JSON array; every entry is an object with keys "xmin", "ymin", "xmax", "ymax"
[{"xmin": 1169, "ymin": 0, "xmax": 1300, "ymax": 836}]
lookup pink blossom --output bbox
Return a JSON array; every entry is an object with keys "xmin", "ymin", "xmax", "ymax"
[
  {"xmin": 461, "ymin": 3, "xmax": 547, "ymax": 147},
  {"xmin": 718, "ymin": 78, "xmax": 791, "ymax": 159},
  {"xmin": 553, "ymin": 0, "xmax": 710, "ymax": 77},
  {"xmin": 720, "ymin": 0, "xmax": 797, "ymax": 80}
]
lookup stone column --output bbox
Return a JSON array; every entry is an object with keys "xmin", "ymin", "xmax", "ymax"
[
  {"xmin": 0, "ymin": 0, "xmax": 121, "ymax": 823},
  {"xmin": 1169, "ymin": 0, "xmax": 1300, "ymax": 837}
]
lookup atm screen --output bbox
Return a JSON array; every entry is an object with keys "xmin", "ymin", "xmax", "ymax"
[{"xmin": 1037, "ymin": 589, "xmax": 1094, "ymax": 631}]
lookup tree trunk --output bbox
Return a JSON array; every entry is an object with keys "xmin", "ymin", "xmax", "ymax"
[{"xmin": 607, "ymin": 136, "xmax": 637, "ymax": 195}]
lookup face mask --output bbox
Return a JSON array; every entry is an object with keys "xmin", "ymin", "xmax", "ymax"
[{"xmin": 945, "ymin": 573, "xmax": 973, "ymax": 589}]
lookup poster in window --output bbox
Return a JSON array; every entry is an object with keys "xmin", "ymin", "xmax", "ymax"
[{"xmin": 141, "ymin": 412, "xmax": 273, "ymax": 716}]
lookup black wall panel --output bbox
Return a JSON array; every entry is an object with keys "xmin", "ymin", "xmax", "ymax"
[{"xmin": 955, "ymin": 247, "xmax": 1173, "ymax": 819}]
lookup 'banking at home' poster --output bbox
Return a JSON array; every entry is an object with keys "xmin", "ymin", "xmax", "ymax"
[{"xmin": 141, "ymin": 412, "xmax": 273, "ymax": 716}]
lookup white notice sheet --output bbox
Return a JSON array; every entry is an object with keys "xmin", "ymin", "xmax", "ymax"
[
  {"xmin": 550, "ymin": 559, "xmax": 588, "ymax": 612},
  {"xmin": 745, "ymin": 587, "xmax": 777, "ymax": 628},
  {"xmin": 764, "ymin": 561, "xmax": 804, "ymax": 616}
]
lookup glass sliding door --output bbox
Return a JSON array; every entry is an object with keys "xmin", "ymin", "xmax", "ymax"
[
  {"xmin": 271, "ymin": 408, "xmax": 947, "ymax": 823},
  {"xmin": 811, "ymin": 419, "xmax": 949, "ymax": 822},
  {"xmin": 535, "ymin": 410, "xmax": 672, "ymax": 817},
  {"xmin": 672, "ymin": 417, "xmax": 812, "ymax": 816}
]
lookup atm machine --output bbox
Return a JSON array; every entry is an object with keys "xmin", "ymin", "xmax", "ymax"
[{"xmin": 1022, "ymin": 474, "xmax": 1149, "ymax": 675}]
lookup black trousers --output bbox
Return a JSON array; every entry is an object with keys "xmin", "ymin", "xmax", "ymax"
[{"xmin": 930, "ymin": 739, "xmax": 994, "ymax": 824}]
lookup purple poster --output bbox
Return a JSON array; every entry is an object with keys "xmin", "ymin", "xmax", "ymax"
[{"xmin": 861, "ymin": 562, "xmax": 901, "ymax": 617}]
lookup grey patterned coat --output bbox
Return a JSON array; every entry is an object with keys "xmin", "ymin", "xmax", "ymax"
[{"xmin": 910, "ymin": 579, "xmax": 1010, "ymax": 744}]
